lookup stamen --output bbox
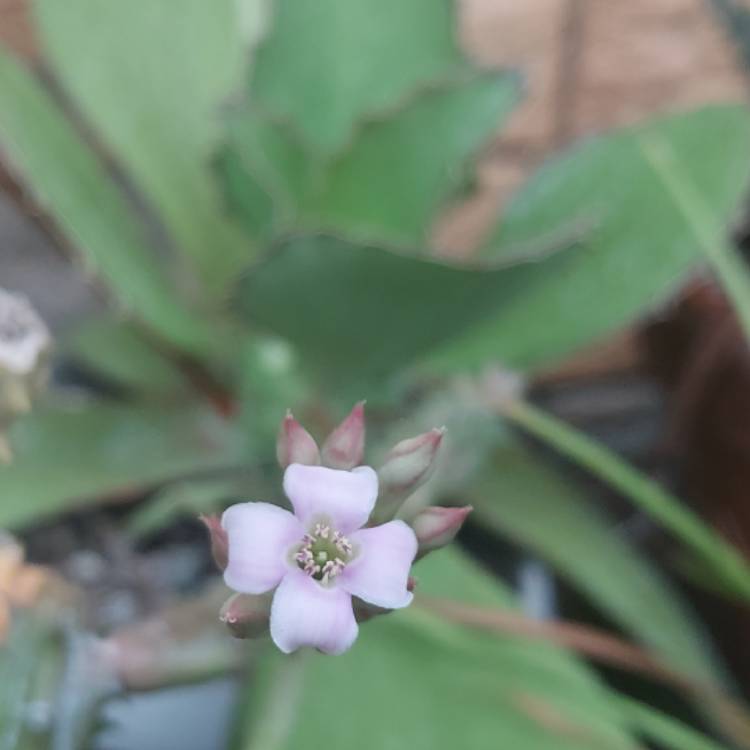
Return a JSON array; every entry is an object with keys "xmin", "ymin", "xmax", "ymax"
[{"xmin": 295, "ymin": 523, "xmax": 353, "ymax": 583}]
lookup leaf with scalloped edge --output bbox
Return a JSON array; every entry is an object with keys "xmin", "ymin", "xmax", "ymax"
[
  {"xmin": 221, "ymin": 72, "xmax": 517, "ymax": 247},
  {"xmin": 248, "ymin": 0, "xmax": 468, "ymax": 154},
  {"xmin": 235, "ymin": 234, "xmax": 581, "ymax": 384},
  {"xmin": 425, "ymin": 105, "xmax": 750, "ymax": 372},
  {"xmin": 305, "ymin": 72, "xmax": 518, "ymax": 246}
]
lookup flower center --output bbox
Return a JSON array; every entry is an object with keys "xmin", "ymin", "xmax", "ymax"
[{"xmin": 294, "ymin": 523, "xmax": 352, "ymax": 584}]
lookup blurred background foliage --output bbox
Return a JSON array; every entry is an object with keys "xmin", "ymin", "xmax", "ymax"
[{"xmin": 1, "ymin": 0, "xmax": 750, "ymax": 748}]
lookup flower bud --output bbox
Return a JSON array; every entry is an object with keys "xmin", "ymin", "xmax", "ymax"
[
  {"xmin": 378, "ymin": 427, "xmax": 444, "ymax": 501},
  {"xmin": 0, "ymin": 289, "xmax": 51, "ymax": 462},
  {"xmin": 370, "ymin": 428, "xmax": 445, "ymax": 524},
  {"xmin": 199, "ymin": 514, "xmax": 228, "ymax": 571},
  {"xmin": 411, "ymin": 506, "xmax": 473, "ymax": 559},
  {"xmin": 276, "ymin": 410, "xmax": 320, "ymax": 468},
  {"xmin": 220, "ymin": 592, "xmax": 272, "ymax": 639},
  {"xmin": 321, "ymin": 401, "xmax": 365, "ymax": 469}
]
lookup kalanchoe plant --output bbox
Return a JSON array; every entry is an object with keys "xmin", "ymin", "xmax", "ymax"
[{"xmin": 203, "ymin": 404, "xmax": 472, "ymax": 654}]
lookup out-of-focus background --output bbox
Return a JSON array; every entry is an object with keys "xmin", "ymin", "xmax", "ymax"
[{"xmin": 2, "ymin": 0, "xmax": 750, "ymax": 748}]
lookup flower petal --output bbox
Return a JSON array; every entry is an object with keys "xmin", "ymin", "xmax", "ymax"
[
  {"xmin": 270, "ymin": 569, "xmax": 358, "ymax": 654},
  {"xmin": 222, "ymin": 502, "xmax": 302, "ymax": 594},
  {"xmin": 340, "ymin": 520, "xmax": 417, "ymax": 609},
  {"xmin": 283, "ymin": 464, "xmax": 378, "ymax": 532}
]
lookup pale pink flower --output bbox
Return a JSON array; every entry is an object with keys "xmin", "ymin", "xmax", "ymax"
[{"xmin": 222, "ymin": 463, "xmax": 417, "ymax": 654}]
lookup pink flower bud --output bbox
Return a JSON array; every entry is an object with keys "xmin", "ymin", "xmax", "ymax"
[
  {"xmin": 371, "ymin": 428, "xmax": 445, "ymax": 523},
  {"xmin": 321, "ymin": 401, "xmax": 365, "ymax": 469},
  {"xmin": 199, "ymin": 514, "xmax": 228, "ymax": 571},
  {"xmin": 411, "ymin": 506, "xmax": 473, "ymax": 559},
  {"xmin": 220, "ymin": 592, "xmax": 272, "ymax": 639},
  {"xmin": 379, "ymin": 427, "xmax": 444, "ymax": 495},
  {"xmin": 276, "ymin": 411, "xmax": 320, "ymax": 468}
]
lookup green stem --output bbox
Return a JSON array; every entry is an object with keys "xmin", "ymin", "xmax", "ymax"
[
  {"xmin": 639, "ymin": 131, "xmax": 750, "ymax": 342},
  {"xmin": 503, "ymin": 399, "xmax": 750, "ymax": 601},
  {"xmin": 233, "ymin": 648, "xmax": 307, "ymax": 750}
]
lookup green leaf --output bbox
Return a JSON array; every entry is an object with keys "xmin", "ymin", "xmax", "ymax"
[
  {"xmin": 34, "ymin": 0, "xmax": 253, "ymax": 294},
  {"xmin": 248, "ymin": 0, "xmax": 468, "ymax": 154},
  {"xmin": 427, "ymin": 105, "xmax": 750, "ymax": 372},
  {"xmin": 503, "ymin": 399, "xmax": 750, "ymax": 602},
  {"xmin": 66, "ymin": 318, "xmax": 188, "ymax": 398},
  {"xmin": 306, "ymin": 73, "xmax": 518, "ymax": 245},
  {"xmin": 222, "ymin": 73, "xmax": 517, "ymax": 247},
  {"xmin": 218, "ymin": 112, "xmax": 317, "ymax": 243},
  {"xmin": 215, "ymin": 141, "xmax": 276, "ymax": 245},
  {"xmin": 639, "ymin": 129, "xmax": 750, "ymax": 343},
  {"xmin": 240, "ymin": 550, "xmax": 637, "ymax": 750},
  {"xmin": 237, "ymin": 335, "xmax": 311, "ymax": 458},
  {"xmin": 236, "ymin": 234, "xmax": 578, "ymax": 383},
  {"xmin": 0, "ymin": 49, "xmax": 213, "ymax": 354},
  {"xmin": 127, "ymin": 478, "xmax": 241, "ymax": 538},
  {"xmin": 221, "ymin": 2, "xmax": 516, "ymax": 249},
  {"xmin": 616, "ymin": 696, "xmax": 732, "ymax": 750},
  {"xmin": 0, "ymin": 400, "xmax": 240, "ymax": 529},
  {"xmin": 0, "ymin": 614, "xmax": 51, "ymax": 750},
  {"xmin": 470, "ymin": 439, "xmax": 726, "ymax": 686}
]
